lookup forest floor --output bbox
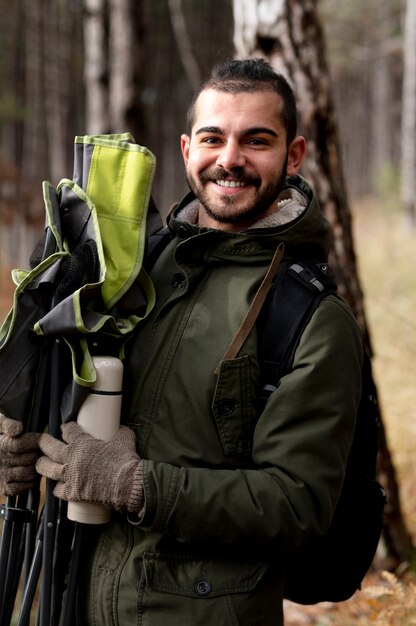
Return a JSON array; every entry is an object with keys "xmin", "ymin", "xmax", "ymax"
[{"xmin": 1, "ymin": 197, "xmax": 416, "ymax": 625}]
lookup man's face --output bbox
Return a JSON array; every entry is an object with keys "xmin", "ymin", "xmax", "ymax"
[{"xmin": 181, "ymin": 88, "xmax": 305, "ymax": 231}]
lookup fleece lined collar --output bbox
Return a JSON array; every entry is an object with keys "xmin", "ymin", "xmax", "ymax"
[{"xmin": 175, "ymin": 187, "xmax": 307, "ymax": 231}]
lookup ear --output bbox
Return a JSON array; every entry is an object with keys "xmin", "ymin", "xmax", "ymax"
[
  {"xmin": 181, "ymin": 134, "xmax": 190, "ymax": 166},
  {"xmin": 286, "ymin": 136, "xmax": 307, "ymax": 177}
]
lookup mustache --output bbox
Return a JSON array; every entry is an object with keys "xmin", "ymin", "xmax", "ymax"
[{"xmin": 198, "ymin": 167, "xmax": 261, "ymax": 187}]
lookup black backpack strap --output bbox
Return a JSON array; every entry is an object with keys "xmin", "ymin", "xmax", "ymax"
[{"xmin": 258, "ymin": 259, "xmax": 337, "ymax": 407}]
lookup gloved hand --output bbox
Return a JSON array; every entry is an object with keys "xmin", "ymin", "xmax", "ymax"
[
  {"xmin": 36, "ymin": 422, "xmax": 144, "ymax": 513},
  {"xmin": 0, "ymin": 414, "xmax": 41, "ymax": 496}
]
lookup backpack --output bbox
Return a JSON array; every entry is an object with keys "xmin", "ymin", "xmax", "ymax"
[
  {"xmin": 147, "ymin": 229, "xmax": 386, "ymax": 605},
  {"xmin": 257, "ymin": 258, "xmax": 386, "ymax": 604}
]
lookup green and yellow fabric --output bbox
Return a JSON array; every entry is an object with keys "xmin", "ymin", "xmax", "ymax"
[{"xmin": 0, "ymin": 133, "xmax": 157, "ymax": 427}]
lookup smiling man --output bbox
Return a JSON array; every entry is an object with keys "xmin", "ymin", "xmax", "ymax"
[{"xmin": 23, "ymin": 59, "xmax": 365, "ymax": 625}]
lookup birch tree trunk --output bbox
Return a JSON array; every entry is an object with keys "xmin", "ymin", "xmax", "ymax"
[
  {"xmin": 401, "ymin": 0, "xmax": 416, "ymax": 227},
  {"xmin": 233, "ymin": 0, "xmax": 413, "ymax": 567}
]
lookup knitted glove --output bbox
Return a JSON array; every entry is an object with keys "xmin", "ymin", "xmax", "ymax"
[
  {"xmin": 0, "ymin": 414, "xmax": 41, "ymax": 496},
  {"xmin": 36, "ymin": 421, "xmax": 144, "ymax": 513}
]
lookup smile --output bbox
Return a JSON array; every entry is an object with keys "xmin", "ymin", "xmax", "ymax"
[{"xmin": 216, "ymin": 180, "xmax": 246, "ymax": 188}]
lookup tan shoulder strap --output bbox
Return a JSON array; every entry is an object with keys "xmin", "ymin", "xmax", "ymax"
[{"xmin": 214, "ymin": 243, "xmax": 284, "ymax": 375}]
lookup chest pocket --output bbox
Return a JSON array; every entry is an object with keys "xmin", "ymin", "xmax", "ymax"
[{"xmin": 212, "ymin": 355, "xmax": 256, "ymax": 457}]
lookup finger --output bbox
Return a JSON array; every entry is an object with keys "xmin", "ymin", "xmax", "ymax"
[
  {"xmin": 0, "ymin": 450, "xmax": 40, "ymax": 467},
  {"xmin": 19, "ymin": 432, "xmax": 41, "ymax": 452},
  {"xmin": 38, "ymin": 433, "xmax": 67, "ymax": 463},
  {"xmin": 5, "ymin": 465, "xmax": 39, "ymax": 484},
  {"xmin": 1, "ymin": 479, "xmax": 38, "ymax": 497},
  {"xmin": 0, "ymin": 432, "xmax": 40, "ymax": 455},
  {"xmin": 36, "ymin": 456, "xmax": 65, "ymax": 482},
  {"xmin": 61, "ymin": 421, "xmax": 87, "ymax": 444},
  {"xmin": 53, "ymin": 482, "xmax": 68, "ymax": 501},
  {"xmin": 0, "ymin": 464, "xmax": 40, "ymax": 496},
  {"xmin": 0, "ymin": 414, "xmax": 23, "ymax": 438},
  {"xmin": 114, "ymin": 425, "xmax": 137, "ymax": 448}
]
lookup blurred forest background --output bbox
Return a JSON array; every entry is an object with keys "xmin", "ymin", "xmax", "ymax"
[
  {"xmin": 0, "ymin": 0, "xmax": 416, "ymax": 623},
  {"xmin": 0, "ymin": 0, "xmax": 412, "ymax": 267}
]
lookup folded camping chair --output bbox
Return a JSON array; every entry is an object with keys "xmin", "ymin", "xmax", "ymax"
[{"xmin": 0, "ymin": 133, "xmax": 159, "ymax": 626}]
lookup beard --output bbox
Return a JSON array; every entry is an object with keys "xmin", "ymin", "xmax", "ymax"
[{"xmin": 186, "ymin": 158, "xmax": 288, "ymax": 226}]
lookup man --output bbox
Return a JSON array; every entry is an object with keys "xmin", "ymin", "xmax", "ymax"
[{"xmin": 0, "ymin": 59, "xmax": 362, "ymax": 625}]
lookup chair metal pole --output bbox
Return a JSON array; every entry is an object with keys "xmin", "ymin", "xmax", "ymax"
[
  {"xmin": 16, "ymin": 520, "xmax": 44, "ymax": 626},
  {"xmin": 50, "ymin": 500, "xmax": 75, "ymax": 625},
  {"xmin": 39, "ymin": 336, "xmax": 62, "ymax": 626},
  {"xmin": 0, "ymin": 496, "xmax": 15, "ymax": 612},
  {"xmin": 23, "ymin": 488, "xmax": 40, "ymax": 588},
  {"xmin": 0, "ymin": 494, "xmax": 34, "ymax": 626},
  {"xmin": 61, "ymin": 522, "xmax": 83, "ymax": 626}
]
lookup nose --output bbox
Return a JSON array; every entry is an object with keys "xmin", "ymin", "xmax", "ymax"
[{"xmin": 216, "ymin": 140, "xmax": 246, "ymax": 170}]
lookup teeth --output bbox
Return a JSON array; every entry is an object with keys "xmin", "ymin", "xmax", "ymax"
[{"xmin": 216, "ymin": 180, "xmax": 245, "ymax": 188}]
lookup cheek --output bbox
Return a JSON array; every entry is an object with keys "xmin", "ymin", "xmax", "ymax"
[
  {"xmin": 187, "ymin": 150, "xmax": 214, "ymax": 174},
  {"xmin": 256, "ymin": 165, "xmax": 278, "ymax": 185},
  {"xmin": 259, "ymin": 156, "xmax": 287, "ymax": 182}
]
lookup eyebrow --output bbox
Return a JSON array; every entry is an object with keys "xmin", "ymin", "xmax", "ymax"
[{"xmin": 195, "ymin": 126, "xmax": 279, "ymax": 138}]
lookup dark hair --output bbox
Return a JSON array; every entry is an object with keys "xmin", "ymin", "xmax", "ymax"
[{"xmin": 186, "ymin": 58, "xmax": 298, "ymax": 145}]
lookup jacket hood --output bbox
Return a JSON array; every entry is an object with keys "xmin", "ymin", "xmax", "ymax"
[{"xmin": 168, "ymin": 175, "xmax": 332, "ymax": 261}]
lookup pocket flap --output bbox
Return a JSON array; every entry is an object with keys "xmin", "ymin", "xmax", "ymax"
[{"xmin": 143, "ymin": 553, "xmax": 268, "ymax": 598}]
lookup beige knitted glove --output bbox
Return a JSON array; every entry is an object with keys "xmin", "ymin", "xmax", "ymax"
[
  {"xmin": 36, "ymin": 421, "xmax": 144, "ymax": 513},
  {"xmin": 0, "ymin": 414, "xmax": 41, "ymax": 496}
]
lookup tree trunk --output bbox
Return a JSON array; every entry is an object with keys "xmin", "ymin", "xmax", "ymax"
[
  {"xmin": 167, "ymin": 0, "xmax": 201, "ymax": 90},
  {"xmin": 109, "ymin": 0, "xmax": 137, "ymax": 133},
  {"xmin": 84, "ymin": 0, "xmax": 110, "ymax": 134},
  {"xmin": 43, "ymin": 0, "xmax": 68, "ymax": 184},
  {"xmin": 372, "ymin": 0, "xmax": 394, "ymax": 187},
  {"xmin": 22, "ymin": 0, "xmax": 48, "ymax": 182},
  {"xmin": 401, "ymin": 0, "xmax": 416, "ymax": 227},
  {"xmin": 233, "ymin": 0, "xmax": 413, "ymax": 568}
]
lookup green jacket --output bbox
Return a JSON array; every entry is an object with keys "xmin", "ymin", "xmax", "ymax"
[{"xmin": 76, "ymin": 176, "xmax": 363, "ymax": 626}]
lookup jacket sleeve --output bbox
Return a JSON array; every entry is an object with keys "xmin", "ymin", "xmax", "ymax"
[{"xmin": 139, "ymin": 295, "xmax": 363, "ymax": 552}]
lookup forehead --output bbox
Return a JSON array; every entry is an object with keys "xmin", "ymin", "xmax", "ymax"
[{"xmin": 192, "ymin": 88, "xmax": 285, "ymax": 134}]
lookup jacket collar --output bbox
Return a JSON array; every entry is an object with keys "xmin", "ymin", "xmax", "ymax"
[{"xmin": 174, "ymin": 184, "xmax": 307, "ymax": 231}]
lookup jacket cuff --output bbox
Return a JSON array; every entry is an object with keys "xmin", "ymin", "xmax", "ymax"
[
  {"xmin": 139, "ymin": 459, "xmax": 181, "ymax": 532},
  {"xmin": 127, "ymin": 460, "xmax": 145, "ymax": 514}
]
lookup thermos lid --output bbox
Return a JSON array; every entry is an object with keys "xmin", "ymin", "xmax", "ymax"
[{"xmin": 92, "ymin": 356, "xmax": 123, "ymax": 393}]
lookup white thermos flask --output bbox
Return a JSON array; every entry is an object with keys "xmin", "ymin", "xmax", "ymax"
[{"xmin": 67, "ymin": 355, "xmax": 123, "ymax": 524}]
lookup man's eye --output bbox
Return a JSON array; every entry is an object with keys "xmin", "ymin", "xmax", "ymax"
[
  {"xmin": 202, "ymin": 137, "xmax": 221, "ymax": 144},
  {"xmin": 248, "ymin": 138, "xmax": 267, "ymax": 146}
]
